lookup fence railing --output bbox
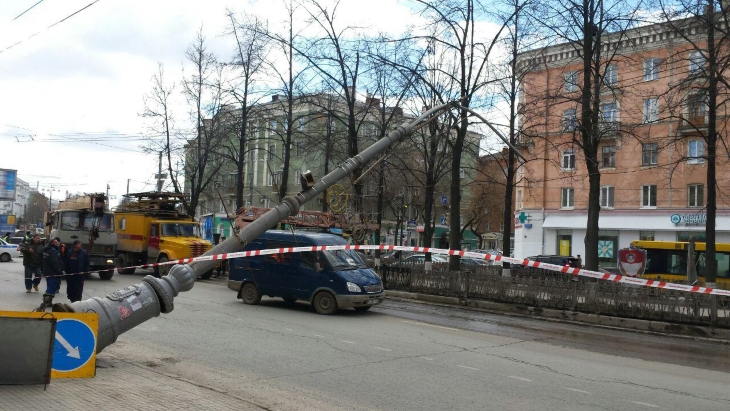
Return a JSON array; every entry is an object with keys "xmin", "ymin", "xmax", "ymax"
[{"xmin": 378, "ymin": 264, "xmax": 730, "ymax": 328}]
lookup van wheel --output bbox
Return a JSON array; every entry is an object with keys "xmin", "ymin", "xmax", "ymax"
[
  {"xmin": 354, "ymin": 306, "xmax": 371, "ymax": 312},
  {"xmin": 313, "ymin": 291, "xmax": 337, "ymax": 315},
  {"xmin": 241, "ymin": 283, "xmax": 261, "ymax": 305}
]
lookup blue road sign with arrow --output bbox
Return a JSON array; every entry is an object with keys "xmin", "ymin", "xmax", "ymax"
[{"xmin": 53, "ymin": 318, "xmax": 97, "ymax": 373}]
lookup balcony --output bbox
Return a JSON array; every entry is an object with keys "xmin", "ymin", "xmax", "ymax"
[
  {"xmin": 598, "ymin": 121, "xmax": 623, "ymax": 140},
  {"xmin": 680, "ymin": 115, "xmax": 707, "ymax": 134}
]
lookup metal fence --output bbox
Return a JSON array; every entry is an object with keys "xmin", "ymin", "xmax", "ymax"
[{"xmin": 378, "ymin": 264, "xmax": 730, "ymax": 328}]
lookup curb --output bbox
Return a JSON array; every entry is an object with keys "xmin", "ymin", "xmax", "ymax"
[{"xmin": 385, "ymin": 290, "xmax": 730, "ymax": 342}]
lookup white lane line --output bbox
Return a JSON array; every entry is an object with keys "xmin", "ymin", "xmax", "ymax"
[
  {"xmin": 402, "ymin": 320, "xmax": 458, "ymax": 331},
  {"xmin": 508, "ymin": 376, "xmax": 532, "ymax": 382},
  {"xmin": 284, "ymin": 328, "xmax": 294, "ymax": 331},
  {"xmin": 458, "ymin": 365, "xmax": 480, "ymax": 371},
  {"xmin": 341, "ymin": 340, "xmax": 356, "ymax": 344},
  {"xmin": 631, "ymin": 401, "xmax": 660, "ymax": 408},
  {"xmin": 373, "ymin": 347, "xmax": 392, "ymax": 352},
  {"xmin": 421, "ymin": 357, "xmax": 434, "ymax": 361},
  {"xmin": 562, "ymin": 387, "xmax": 591, "ymax": 394}
]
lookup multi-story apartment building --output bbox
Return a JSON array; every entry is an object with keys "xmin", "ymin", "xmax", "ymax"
[
  {"xmin": 514, "ymin": 17, "xmax": 730, "ymax": 269},
  {"xmin": 0, "ymin": 177, "xmax": 30, "ymax": 221},
  {"xmin": 190, "ymin": 92, "xmax": 481, "ymax": 247}
]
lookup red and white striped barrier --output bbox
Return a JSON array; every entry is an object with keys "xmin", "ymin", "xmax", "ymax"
[{"xmin": 63, "ymin": 244, "xmax": 730, "ymax": 297}]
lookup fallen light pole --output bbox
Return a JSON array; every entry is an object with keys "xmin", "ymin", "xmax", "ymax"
[{"xmin": 66, "ymin": 102, "xmax": 464, "ymax": 353}]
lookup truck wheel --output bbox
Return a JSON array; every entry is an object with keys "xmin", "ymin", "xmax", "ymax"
[
  {"xmin": 155, "ymin": 256, "xmax": 171, "ymax": 278},
  {"xmin": 99, "ymin": 270, "xmax": 114, "ymax": 280},
  {"xmin": 241, "ymin": 283, "xmax": 261, "ymax": 305},
  {"xmin": 117, "ymin": 255, "xmax": 136, "ymax": 275},
  {"xmin": 313, "ymin": 291, "xmax": 338, "ymax": 315}
]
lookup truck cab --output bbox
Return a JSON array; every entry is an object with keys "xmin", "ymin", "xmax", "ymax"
[{"xmin": 46, "ymin": 209, "xmax": 116, "ymax": 279}]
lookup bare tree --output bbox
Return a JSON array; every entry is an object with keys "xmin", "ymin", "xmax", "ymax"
[
  {"xmin": 180, "ymin": 29, "xmax": 227, "ymax": 218},
  {"xmin": 221, "ymin": 11, "xmax": 270, "ymax": 210},
  {"xmin": 653, "ymin": 0, "xmax": 730, "ymax": 286}
]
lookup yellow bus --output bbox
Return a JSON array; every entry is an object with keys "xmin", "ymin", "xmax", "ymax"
[{"xmin": 630, "ymin": 240, "xmax": 730, "ymax": 287}]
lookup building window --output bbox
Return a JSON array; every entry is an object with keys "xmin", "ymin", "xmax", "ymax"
[
  {"xmin": 641, "ymin": 185, "xmax": 657, "ymax": 208},
  {"xmin": 485, "ymin": 221, "xmax": 490, "ymax": 231},
  {"xmin": 688, "ymin": 140, "xmax": 705, "ymax": 164},
  {"xmin": 601, "ymin": 145, "xmax": 616, "ymax": 168},
  {"xmin": 562, "ymin": 150, "xmax": 576, "ymax": 170},
  {"xmin": 298, "ymin": 118, "xmax": 305, "ymax": 131},
  {"xmin": 269, "ymin": 144, "xmax": 276, "ymax": 161},
  {"xmin": 600, "ymin": 102, "xmax": 619, "ymax": 123},
  {"xmin": 604, "ymin": 64, "xmax": 618, "ymax": 86},
  {"xmin": 561, "ymin": 187, "xmax": 574, "ymax": 209},
  {"xmin": 642, "ymin": 98, "xmax": 659, "ymax": 123},
  {"xmin": 270, "ymin": 120, "xmax": 278, "ymax": 133},
  {"xmin": 500, "ymin": 221, "xmax": 505, "ymax": 231},
  {"xmin": 251, "ymin": 126, "xmax": 258, "ymax": 137},
  {"xmin": 295, "ymin": 141, "xmax": 303, "ymax": 156},
  {"xmin": 688, "ymin": 184, "xmax": 704, "ymax": 207},
  {"xmin": 562, "ymin": 109, "xmax": 577, "ymax": 131},
  {"xmin": 281, "ymin": 143, "xmax": 286, "ymax": 158},
  {"xmin": 689, "ymin": 50, "xmax": 705, "ymax": 73},
  {"xmin": 459, "ymin": 168, "xmax": 465, "ymax": 179},
  {"xmin": 643, "ymin": 58, "xmax": 659, "ymax": 81},
  {"xmin": 639, "ymin": 231, "xmax": 655, "ymax": 241},
  {"xmin": 295, "ymin": 170, "xmax": 301, "ymax": 184},
  {"xmin": 642, "ymin": 143, "xmax": 658, "ymax": 166},
  {"xmin": 563, "ymin": 71, "xmax": 578, "ymax": 93},
  {"xmin": 600, "ymin": 186, "xmax": 614, "ymax": 209},
  {"xmin": 517, "ymin": 189, "xmax": 523, "ymax": 210}
]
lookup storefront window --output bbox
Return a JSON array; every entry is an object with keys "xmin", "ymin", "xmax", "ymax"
[
  {"xmin": 677, "ymin": 232, "xmax": 706, "ymax": 242},
  {"xmin": 598, "ymin": 230, "xmax": 619, "ymax": 267},
  {"xmin": 639, "ymin": 231, "xmax": 655, "ymax": 241}
]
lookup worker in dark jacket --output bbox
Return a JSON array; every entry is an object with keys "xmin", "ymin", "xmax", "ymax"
[
  {"xmin": 19, "ymin": 234, "xmax": 44, "ymax": 292},
  {"xmin": 64, "ymin": 240, "xmax": 90, "ymax": 302},
  {"xmin": 36, "ymin": 238, "xmax": 64, "ymax": 311}
]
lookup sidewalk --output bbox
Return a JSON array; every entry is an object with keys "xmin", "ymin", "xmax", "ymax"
[{"xmin": 0, "ymin": 352, "xmax": 266, "ymax": 411}]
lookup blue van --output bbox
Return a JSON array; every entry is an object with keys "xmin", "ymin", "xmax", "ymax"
[{"xmin": 227, "ymin": 231, "xmax": 384, "ymax": 314}]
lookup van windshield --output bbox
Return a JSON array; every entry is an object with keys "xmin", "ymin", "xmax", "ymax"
[{"xmin": 323, "ymin": 249, "xmax": 367, "ymax": 270}]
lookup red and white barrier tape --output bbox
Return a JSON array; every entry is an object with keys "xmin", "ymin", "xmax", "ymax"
[{"xmin": 70, "ymin": 244, "xmax": 730, "ymax": 297}]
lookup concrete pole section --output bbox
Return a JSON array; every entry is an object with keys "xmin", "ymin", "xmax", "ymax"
[{"xmin": 70, "ymin": 102, "xmax": 456, "ymax": 353}]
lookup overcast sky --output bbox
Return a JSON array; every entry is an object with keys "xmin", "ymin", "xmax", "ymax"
[{"xmin": 0, "ymin": 0, "xmax": 485, "ymax": 208}]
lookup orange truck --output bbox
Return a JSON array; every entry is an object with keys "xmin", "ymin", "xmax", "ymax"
[{"xmin": 114, "ymin": 192, "xmax": 213, "ymax": 278}]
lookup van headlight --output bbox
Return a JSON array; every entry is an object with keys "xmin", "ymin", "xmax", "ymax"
[{"xmin": 347, "ymin": 282, "xmax": 361, "ymax": 292}]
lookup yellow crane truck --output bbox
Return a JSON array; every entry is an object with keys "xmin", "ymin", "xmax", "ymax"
[{"xmin": 114, "ymin": 192, "xmax": 214, "ymax": 278}]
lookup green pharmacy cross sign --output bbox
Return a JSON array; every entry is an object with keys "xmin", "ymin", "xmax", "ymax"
[{"xmin": 598, "ymin": 240, "xmax": 614, "ymax": 258}]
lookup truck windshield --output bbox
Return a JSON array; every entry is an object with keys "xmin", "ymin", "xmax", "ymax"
[
  {"xmin": 60, "ymin": 211, "xmax": 114, "ymax": 233},
  {"xmin": 161, "ymin": 223, "xmax": 201, "ymax": 238},
  {"xmin": 323, "ymin": 249, "xmax": 367, "ymax": 270}
]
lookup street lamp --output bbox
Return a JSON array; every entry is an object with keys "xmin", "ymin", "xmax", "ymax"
[{"xmin": 41, "ymin": 186, "xmax": 60, "ymax": 211}]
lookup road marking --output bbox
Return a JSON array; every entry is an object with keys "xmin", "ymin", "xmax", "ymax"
[
  {"xmin": 631, "ymin": 401, "xmax": 660, "ymax": 408},
  {"xmin": 373, "ymin": 347, "xmax": 392, "ymax": 352},
  {"xmin": 341, "ymin": 340, "xmax": 356, "ymax": 344},
  {"xmin": 458, "ymin": 365, "xmax": 480, "ymax": 371},
  {"xmin": 508, "ymin": 376, "xmax": 532, "ymax": 382},
  {"xmin": 402, "ymin": 320, "xmax": 458, "ymax": 331},
  {"xmin": 562, "ymin": 387, "xmax": 590, "ymax": 394},
  {"xmin": 421, "ymin": 357, "xmax": 434, "ymax": 361},
  {"xmin": 284, "ymin": 328, "xmax": 294, "ymax": 331}
]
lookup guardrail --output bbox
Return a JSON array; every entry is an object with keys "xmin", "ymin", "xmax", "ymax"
[{"xmin": 378, "ymin": 264, "xmax": 730, "ymax": 328}]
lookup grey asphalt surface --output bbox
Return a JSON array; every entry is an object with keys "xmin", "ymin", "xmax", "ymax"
[{"xmin": 1, "ymin": 259, "xmax": 729, "ymax": 410}]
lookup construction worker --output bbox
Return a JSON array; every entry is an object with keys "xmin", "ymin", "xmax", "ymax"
[{"xmin": 36, "ymin": 238, "xmax": 64, "ymax": 311}]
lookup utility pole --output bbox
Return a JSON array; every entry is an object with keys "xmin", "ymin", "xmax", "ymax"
[
  {"xmin": 155, "ymin": 150, "xmax": 167, "ymax": 193},
  {"xmin": 126, "ymin": 179, "xmax": 130, "ymax": 195}
]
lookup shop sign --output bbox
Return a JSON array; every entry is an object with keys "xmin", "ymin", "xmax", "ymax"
[{"xmin": 670, "ymin": 213, "xmax": 706, "ymax": 226}]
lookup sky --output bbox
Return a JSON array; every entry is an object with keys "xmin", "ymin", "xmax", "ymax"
[{"xmin": 0, "ymin": 0, "xmax": 496, "ymax": 209}]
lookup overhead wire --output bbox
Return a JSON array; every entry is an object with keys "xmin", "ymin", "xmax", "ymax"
[
  {"xmin": 0, "ymin": 0, "xmax": 101, "ymax": 55},
  {"xmin": 12, "ymin": 1, "xmax": 45, "ymax": 21}
]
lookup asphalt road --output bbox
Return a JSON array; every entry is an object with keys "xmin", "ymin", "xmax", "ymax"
[{"xmin": 1, "ymin": 259, "xmax": 729, "ymax": 410}]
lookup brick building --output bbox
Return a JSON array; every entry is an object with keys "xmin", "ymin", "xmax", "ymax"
[{"xmin": 514, "ymin": 17, "xmax": 730, "ymax": 269}]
